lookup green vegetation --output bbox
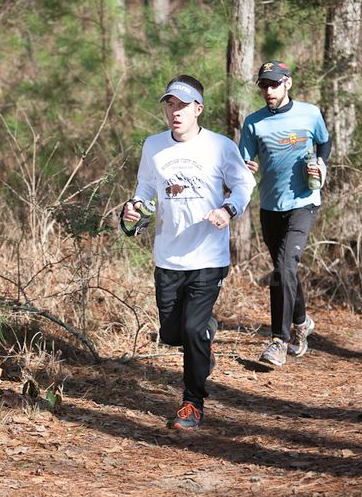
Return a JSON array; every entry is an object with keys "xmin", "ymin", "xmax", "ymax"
[
  {"xmin": 0, "ymin": 1, "xmax": 359, "ymax": 414},
  {"xmin": 0, "ymin": 0, "xmax": 360, "ymax": 306}
]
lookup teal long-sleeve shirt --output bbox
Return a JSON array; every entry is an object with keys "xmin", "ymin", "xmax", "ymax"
[{"xmin": 239, "ymin": 99, "xmax": 330, "ymax": 211}]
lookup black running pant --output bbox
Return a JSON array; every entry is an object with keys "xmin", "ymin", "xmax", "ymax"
[
  {"xmin": 260, "ymin": 205, "xmax": 318, "ymax": 342},
  {"xmin": 154, "ymin": 266, "xmax": 229, "ymax": 408}
]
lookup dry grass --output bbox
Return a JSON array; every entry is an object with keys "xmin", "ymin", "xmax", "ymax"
[{"xmin": 0, "ymin": 199, "xmax": 360, "ymax": 497}]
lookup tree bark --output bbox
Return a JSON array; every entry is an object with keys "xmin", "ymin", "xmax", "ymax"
[
  {"xmin": 226, "ymin": 0, "xmax": 255, "ymax": 144},
  {"xmin": 112, "ymin": 0, "xmax": 127, "ymax": 75},
  {"xmin": 125, "ymin": 0, "xmax": 147, "ymax": 42},
  {"xmin": 322, "ymin": 0, "xmax": 362, "ymax": 163},
  {"xmin": 226, "ymin": 0, "xmax": 255, "ymax": 265},
  {"xmin": 153, "ymin": 0, "xmax": 170, "ymax": 24},
  {"xmin": 321, "ymin": 0, "xmax": 362, "ymax": 241}
]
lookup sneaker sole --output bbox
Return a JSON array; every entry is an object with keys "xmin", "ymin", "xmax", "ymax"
[
  {"xmin": 305, "ymin": 320, "xmax": 315, "ymax": 337},
  {"xmin": 259, "ymin": 355, "xmax": 286, "ymax": 367},
  {"xmin": 171, "ymin": 421, "xmax": 202, "ymax": 430},
  {"xmin": 288, "ymin": 341, "xmax": 308, "ymax": 358}
]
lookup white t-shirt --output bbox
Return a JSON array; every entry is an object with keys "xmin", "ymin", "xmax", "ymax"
[{"xmin": 135, "ymin": 127, "xmax": 256, "ymax": 270}]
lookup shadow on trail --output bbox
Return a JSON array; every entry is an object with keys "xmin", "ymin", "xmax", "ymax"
[
  {"xmin": 53, "ymin": 389, "xmax": 362, "ymax": 478},
  {"xmin": 39, "ymin": 351, "xmax": 362, "ymax": 478},
  {"xmin": 3, "ymin": 330, "xmax": 362, "ymax": 478},
  {"xmin": 309, "ymin": 332, "xmax": 362, "ymax": 361},
  {"xmin": 62, "ymin": 353, "xmax": 362, "ymax": 424},
  {"xmin": 250, "ymin": 324, "xmax": 362, "ymax": 362}
]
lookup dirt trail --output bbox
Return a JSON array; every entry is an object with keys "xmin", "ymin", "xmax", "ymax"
[{"xmin": 0, "ymin": 288, "xmax": 361, "ymax": 497}]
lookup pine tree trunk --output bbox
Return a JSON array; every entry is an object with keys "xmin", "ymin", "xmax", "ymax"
[
  {"xmin": 226, "ymin": 0, "xmax": 255, "ymax": 143},
  {"xmin": 153, "ymin": 0, "xmax": 169, "ymax": 24},
  {"xmin": 321, "ymin": 0, "xmax": 362, "ymax": 241},
  {"xmin": 226, "ymin": 0, "xmax": 255, "ymax": 265},
  {"xmin": 112, "ymin": 0, "xmax": 127, "ymax": 75},
  {"xmin": 126, "ymin": 0, "xmax": 147, "ymax": 42},
  {"xmin": 322, "ymin": 0, "xmax": 362, "ymax": 163}
]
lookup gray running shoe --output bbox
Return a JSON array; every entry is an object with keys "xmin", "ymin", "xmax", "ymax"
[
  {"xmin": 260, "ymin": 337, "xmax": 288, "ymax": 366},
  {"xmin": 288, "ymin": 315, "xmax": 315, "ymax": 357}
]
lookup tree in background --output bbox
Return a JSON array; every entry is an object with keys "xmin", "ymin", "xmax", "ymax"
[
  {"xmin": 322, "ymin": 0, "xmax": 362, "ymax": 162},
  {"xmin": 0, "ymin": 0, "xmax": 232, "ymax": 224},
  {"xmin": 226, "ymin": 0, "xmax": 255, "ymax": 264},
  {"xmin": 0, "ymin": 0, "xmax": 361, "ymax": 285},
  {"xmin": 226, "ymin": 0, "xmax": 255, "ymax": 144},
  {"xmin": 153, "ymin": 0, "xmax": 170, "ymax": 24},
  {"xmin": 0, "ymin": 0, "xmax": 123, "ymax": 184},
  {"xmin": 111, "ymin": 0, "xmax": 127, "ymax": 74},
  {"xmin": 321, "ymin": 0, "xmax": 362, "ymax": 242}
]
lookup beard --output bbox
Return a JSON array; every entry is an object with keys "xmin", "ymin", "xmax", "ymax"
[{"xmin": 266, "ymin": 88, "xmax": 288, "ymax": 110}]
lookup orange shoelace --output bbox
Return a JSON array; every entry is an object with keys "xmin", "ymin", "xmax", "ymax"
[{"xmin": 177, "ymin": 402, "xmax": 201, "ymax": 420}]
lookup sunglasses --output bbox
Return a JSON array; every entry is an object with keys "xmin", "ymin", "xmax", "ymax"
[{"xmin": 258, "ymin": 79, "xmax": 285, "ymax": 90}]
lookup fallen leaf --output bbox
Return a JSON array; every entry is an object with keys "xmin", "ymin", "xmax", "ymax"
[
  {"xmin": 5, "ymin": 446, "xmax": 29, "ymax": 455},
  {"xmin": 102, "ymin": 456, "xmax": 119, "ymax": 467},
  {"xmin": 341, "ymin": 449, "xmax": 355, "ymax": 458},
  {"xmin": 103, "ymin": 446, "xmax": 123, "ymax": 454}
]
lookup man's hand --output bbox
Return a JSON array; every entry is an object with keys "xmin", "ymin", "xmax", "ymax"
[
  {"xmin": 307, "ymin": 157, "xmax": 324, "ymax": 180},
  {"xmin": 246, "ymin": 160, "xmax": 259, "ymax": 174},
  {"xmin": 306, "ymin": 166, "xmax": 320, "ymax": 179},
  {"xmin": 203, "ymin": 208, "xmax": 231, "ymax": 230},
  {"xmin": 122, "ymin": 201, "xmax": 141, "ymax": 222}
]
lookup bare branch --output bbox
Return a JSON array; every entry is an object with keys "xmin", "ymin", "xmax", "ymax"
[
  {"xmin": 55, "ymin": 76, "xmax": 125, "ymax": 205},
  {"xmin": 0, "ymin": 301, "xmax": 101, "ymax": 362}
]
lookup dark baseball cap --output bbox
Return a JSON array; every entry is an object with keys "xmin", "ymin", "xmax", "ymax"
[{"xmin": 257, "ymin": 61, "xmax": 291, "ymax": 82}]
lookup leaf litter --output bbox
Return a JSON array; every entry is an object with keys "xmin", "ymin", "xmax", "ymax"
[{"xmin": 0, "ymin": 282, "xmax": 361, "ymax": 497}]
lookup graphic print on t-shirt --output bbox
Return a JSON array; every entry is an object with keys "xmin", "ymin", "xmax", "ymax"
[
  {"xmin": 164, "ymin": 172, "xmax": 205, "ymax": 199},
  {"xmin": 260, "ymin": 129, "xmax": 308, "ymax": 159}
]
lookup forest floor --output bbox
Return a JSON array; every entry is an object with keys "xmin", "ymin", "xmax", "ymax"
[{"xmin": 0, "ymin": 280, "xmax": 361, "ymax": 497}]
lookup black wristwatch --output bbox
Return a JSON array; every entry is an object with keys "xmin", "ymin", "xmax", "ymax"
[{"xmin": 222, "ymin": 203, "xmax": 237, "ymax": 219}]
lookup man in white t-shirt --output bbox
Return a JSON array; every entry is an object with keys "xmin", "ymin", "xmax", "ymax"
[{"xmin": 122, "ymin": 75, "xmax": 255, "ymax": 430}]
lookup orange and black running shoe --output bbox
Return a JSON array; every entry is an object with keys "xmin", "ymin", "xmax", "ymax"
[{"xmin": 170, "ymin": 402, "xmax": 203, "ymax": 430}]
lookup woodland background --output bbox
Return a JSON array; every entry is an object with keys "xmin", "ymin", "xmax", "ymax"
[
  {"xmin": 0, "ymin": 2, "xmax": 361, "ymax": 496},
  {"xmin": 0, "ymin": 0, "xmax": 361, "ymax": 389}
]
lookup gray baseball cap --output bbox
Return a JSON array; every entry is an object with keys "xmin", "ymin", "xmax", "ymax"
[{"xmin": 159, "ymin": 82, "xmax": 203, "ymax": 104}]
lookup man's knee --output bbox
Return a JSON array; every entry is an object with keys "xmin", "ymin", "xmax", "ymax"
[
  {"xmin": 159, "ymin": 325, "xmax": 182, "ymax": 346},
  {"xmin": 270, "ymin": 266, "xmax": 297, "ymax": 287},
  {"xmin": 183, "ymin": 322, "xmax": 210, "ymax": 344}
]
